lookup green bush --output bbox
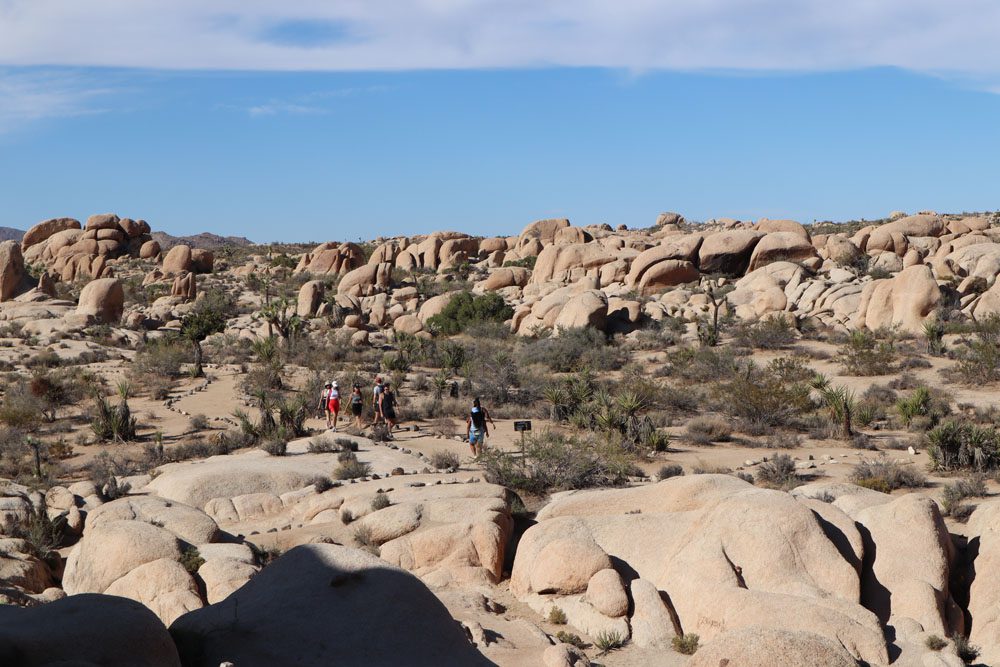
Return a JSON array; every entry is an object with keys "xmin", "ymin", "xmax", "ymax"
[
  {"xmin": 426, "ymin": 291, "xmax": 513, "ymax": 335},
  {"xmin": 335, "ymin": 457, "xmax": 372, "ymax": 480},
  {"xmin": 924, "ymin": 635, "xmax": 947, "ymax": 652},
  {"xmin": 547, "ymin": 606, "xmax": 567, "ymax": 625},
  {"xmin": 672, "ymin": 633, "xmax": 700, "ymax": 655},
  {"xmin": 926, "ymin": 420, "xmax": 1000, "ymax": 472},
  {"xmin": 714, "ymin": 358, "xmax": 813, "ymax": 430},
  {"xmin": 594, "ymin": 630, "xmax": 626, "ymax": 654},
  {"xmin": 554, "ymin": 631, "xmax": 585, "ymax": 650},
  {"xmin": 942, "ymin": 475, "xmax": 987, "ymax": 516},
  {"xmin": 502, "ymin": 256, "xmax": 537, "ymax": 270},
  {"xmin": 179, "ymin": 546, "xmax": 205, "ymax": 574},
  {"xmin": 953, "ymin": 314, "xmax": 1000, "ymax": 384}
]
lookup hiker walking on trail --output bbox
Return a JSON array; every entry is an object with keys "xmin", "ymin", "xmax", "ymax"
[
  {"xmin": 327, "ymin": 381, "xmax": 341, "ymax": 431},
  {"xmin": 466, "ymin": 397, "xmax": 495, "ymax": 458},
  {"xmin": 319, "ymin": 382, "xmax": 334, "ymax": 428},
  {"xmin": 381, "ymin": 382, "xmax": 398, "ymax": 438},
  {"xmin": 350, "ymin": 384, "xmax": 364, "ymax": 431},
  {"xmin": 371, "ymin": 376, "xmax": 385, "ymax": 425}
]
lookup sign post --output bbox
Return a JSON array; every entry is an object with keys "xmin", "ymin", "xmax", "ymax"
[{"xmin": 513, "ymin": 420, "xmax": 532, "ymax": 464}]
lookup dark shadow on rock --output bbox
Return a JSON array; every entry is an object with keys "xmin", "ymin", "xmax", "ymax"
[
  {"xmin": 170, "ymin": 543, "xmax": 495, "ymax": 667},
  {"xmin": 811, "ymin": 509, "xmax": 863, "ymax": 574},
  {"xmin": 855, "ymin": 521, "xmax": 892, "ymax": 627}
]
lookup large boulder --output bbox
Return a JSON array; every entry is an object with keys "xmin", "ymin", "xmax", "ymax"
[
  {"xmin": 296, "ymin": 242, "xmax": 366, "ymax": 275},
  {"xmin": 85, "ymin": 213, "xmax": 121, "ymax": 230},
  {"xmin": 511, "ymin": 476, "xmax": 888, "ymax": 664},
  {"xmin": 296, "ymin": 280, "xmax": 325, "ymax": 318},
  {"xmin": 162, "ymin": 245, "xmax": 193, "ymax": 275},
  {"xmin": 519, "ymin": 218, "xmax": 571, "ymax": 246},
  {"xmin": 866, "ymin": 214, "xmax": 946, "ymax": 254},
  {"xmin": 689, "ymin": 627, "xmax": 858, "ymax": 667},
  {"xmin": 338, "ymin": 262, "xmax": 392, "ymax": 297},
  {"xmin": 553, "ymin": 290, "xmax": 608, "ymax": 331},
  {"xmin": 0, "ymin": 240, "xmax": 25, "ymax": 301},
  {"xmin": 169, "ymin": 544, "xmax": 491, "ymax": 667},
  {"xmin": 746, "ymin": 231, "xmax": 820, "ymax": 272},
  {"xmin": 851, "ymin": 264, "xmax": 941, "ymax": 334},
  {"xmin": 85, "ymin": 496, "xmax": 221, "ymax": 545},
  {"xmin": 698, "ymin": 230, "xmax": 765, "ymax": 275},
  {"xmin": 530, "ymin": 243, "xmax": 616, "ymax": 284},
  {"xmin": 76, "ymin": 277, "xmax": 125, "ymax": 323},
  {"xmin": 0, "ymin": 593, "xmax": 181, "ymax": 667},
  {"xmin": 21, "ymin": 217, "xmax": 81, "ymax": 250}
]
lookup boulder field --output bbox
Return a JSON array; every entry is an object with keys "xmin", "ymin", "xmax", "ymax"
[{"xmin": 2, "ymin": 439, "xmax": 997, "ymax": 665}]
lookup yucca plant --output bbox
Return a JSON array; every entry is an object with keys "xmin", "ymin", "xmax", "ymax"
[
  {"xmin": 821, "ymin": 385, "xmax": 856, "ymax": 438},
  {"xmin": 923, "ymin": 319, "xmax": 946, "ymax": 356}
]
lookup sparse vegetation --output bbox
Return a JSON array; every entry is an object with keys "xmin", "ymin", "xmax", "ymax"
[
  {"xmin": 924, "ymin": 634, "xmax": 947, "ymax": 651},
  {"xmin": 851, "ymin": 455, "xmax": 926, "ymax": 492},
  {"xmin": 594, "ymin": 630, "xmax": 626, "ymax": 654},
  {"xmin": 371, "ymin": 491, "xmax": 390, "ymax": 511},
  {"xmin": 547, "ymin": 606, "xmax": 567, "ymax": 625},
  {"xmin": 179, "ymin": 546, "xmax": 206, "ymax": 574},
  {"xmin": 840, "ymin": 330, "xmax": 896, "ymax": 376},
  {"xmin": 755, "ymin": 454, "xmax": 799, "ymax": 489},
  {"xmin": 672, "ymin": 633, "xmax": 700, "ymax": 655},
  {"xmin": 554, "ymin": 631, "xmax": 586, "ymax": 650},
  {"xmin": 657, "ymin": 464, "xmax": 684, "ymax": 480},
  {"xmin": 429, "ymin": 450, "xmax": 460, "ymax": 471}
]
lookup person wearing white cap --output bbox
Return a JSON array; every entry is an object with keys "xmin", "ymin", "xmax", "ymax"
[{"xmin": 327, "ymin": 381, "xmax": 341, "ymax": 431}]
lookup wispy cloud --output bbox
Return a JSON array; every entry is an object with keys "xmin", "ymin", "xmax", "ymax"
[
  {"xmin": 242, "ymin": 85, "xmax": 392, "ymax": 117},
  {"xmin": 0, "ymin": 1, "xmax": 998, "ymax": 83},
  {"xmin": 0, "ymin": 69, "xmax": 117, "ymax": 133}
]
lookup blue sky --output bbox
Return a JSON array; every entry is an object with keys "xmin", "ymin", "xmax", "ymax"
[{"xmin": 1, "ymin": 2, "xmax": 999, "ymax": 242}]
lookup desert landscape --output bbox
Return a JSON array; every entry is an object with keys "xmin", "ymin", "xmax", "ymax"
[{"xmin": 1, "ymin": 210, "xmax": 1000, "ymax": 665}]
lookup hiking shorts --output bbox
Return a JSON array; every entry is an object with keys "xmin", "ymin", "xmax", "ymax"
[
  {"xmin": 327, "ymin": 398, "xmax": 340, "ymax": 413},
  {"xmin": 351, "ymin": 402, "xmax": 363, "ymax": 416},
  {"xmin": 469, "ymin": 427, "xmax": 486, "ymax": 445}
]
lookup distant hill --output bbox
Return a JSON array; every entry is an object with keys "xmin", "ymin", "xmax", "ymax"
[
  {"xmin": 151, "ymin": 231, "xmax": 255, "ymax": 251},
  {"xmin": 0, "ymin": 227, "xmax": 25, "ymax": 242}
]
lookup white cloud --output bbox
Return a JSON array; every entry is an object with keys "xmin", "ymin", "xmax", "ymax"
[
  {"xmin": 0, "ymin": 1, "xmax": 998, "ymax": 78},
  {"xmin": 0, "ymin": 69, "xmax": 116, "ymax": 132}
]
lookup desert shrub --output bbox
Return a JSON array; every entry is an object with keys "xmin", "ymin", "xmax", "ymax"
[
  {"xmin": 672, "ymin": 633, "xmax": 700, "ymax": 655},
  {"xmin": 429, "ymin": 450, "xmax": 460, "ymax": 471},
  {"xmin": 179, "ymin": 546, "xmax": 205, "ymax": 574},
  {"xmin": 667, "ymin": 346, "xmax": 739, "ymax": 383},
  {"xmin": 926, "ymin": 420, "xmax": 1000, "ymax": 472},
  {"xmin": 547, "ymin": 606, "xmax": 567, "ymax": 625},
  {"xmin": 0, "ymin": 380, "xmax": 44, "ymax": 431},
  {"xmin": 554, "ymin": 631, "xmax": 585, "ymax": 649},
  {"xmin": 685, "ymin": 415, "xmax": 731, "ymax": 444},
  {"xmin": 840, "ymin": 330, "xmax": 896, "ymax": 376},
  {"xmin": 954, "ymin": 635, "xmax": 980, "ymax": 664},
  {"xmin": 189, "ymin": 414, "xmax": 210, "ymax": 430},
  {"xmin": 335, "ymin": 458, "xmax": 371, "ymax": 480},
  {"xmin": 426, "ymin": 291, "xmax": 513, "ymax": 336},
  {"xmin": 87, "ymin": 451, "xmax": 136, "ymax": 500},
  {"xmin": 90, "ymin": 383, "xmax": 138, "ymax": 443},
  {"xmin": 851, "ymin": 455, "xmax": 926, "ymax": 492},
  {"xmin": 12, "ymin": 503, "xmax": 63, "ymax": 559},
  {"xmin": 307, "ymin": 438, "xmax": 337, "ymax": 453},
  {"xmin": 371, "ymin": 491, "xmax": 390, "ymax": 511},
  {"xmin": 309, "ymin": 476, "xmax": 335, "ymax": 493},
  {"xmin": 517, "ymin": 327, "xmax": 627, "ymax": 373},
  {"xmin": 259, "ymin": 437, "xmax": 288, "ymax": 456},
  {"xmin": 924, "ymin": 635, "xmax": 947, "ymax": 651},
  {"xmin": 951, "ymin": 314, "xmax": 1000, "ymax": 384},
  {"xmin": 734, "ymin": 315, "xmax": 796, "ymax": 349},
  {"xmin": 657, "ymin": 464, "xmax": 684, "ymax": 480},
  {"xmin": 594, "ymin": 630, "xmax": 626, "ymax": 654},
  {"xmin": 765, "ymin": 432, "xmax": 803, "ymax": 449},
  {"xmin": 896, "ymin": 386, "xmax": 949, "ymax": 430},
  {"xmin": 336, "ymin": 437, "xmax": 360, "ymax": 451},
  {"xmin": 503, "ymin": 256, "xmax": 536, "ymax": 270},
  {"xmin": 942, "ymin": 475, "xmax": 988, "ymax": 516},
  {"xmin": 755, "ymin": 454, "xmax": 799, "ymax": 489},
  {"xmin": 481, "ymin": 431, "xmax": 637, "ymax": 494},
  {"xmin": 714, "ymin": 358, "xmax": 813, "ymax": 431},
  {"xmin": 353, "ymin": 524, "xmax": 377, "ymax": 553},
  {"xmin": 132, "ymin": 337, "xmax": 188, "ymax": 378}
]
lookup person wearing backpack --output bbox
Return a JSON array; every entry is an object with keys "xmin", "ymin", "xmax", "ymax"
[
  {"xmin": 466, "ymin": 397, "xmax": 495, "ymax": 458},
  {"xmin": 371, "ymin": 376, "xmax": 385, "ymax": 425}
]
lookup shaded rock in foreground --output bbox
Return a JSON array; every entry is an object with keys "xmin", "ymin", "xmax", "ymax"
[{"xmin": 170, "ymin": 543, "xmax": 493, "ymax": 667}]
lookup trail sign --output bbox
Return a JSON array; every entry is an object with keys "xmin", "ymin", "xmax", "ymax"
[{"xmin": 513, "ymin": 420, "xmax": 532, "ymax": 432}]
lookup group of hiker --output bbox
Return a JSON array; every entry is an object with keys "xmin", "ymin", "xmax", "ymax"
[
  {"xmin": 317, "ymin": 376, "xmax": 496, "ymax": 457},
  {"xmin": 318, "ymin": 377, "xmax": 397, "ymax": 435}
]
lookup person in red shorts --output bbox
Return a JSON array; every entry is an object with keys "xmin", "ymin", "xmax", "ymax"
[{"xmin": 327, "ymin": 381, "xmax": 341, "ymax": 431}]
